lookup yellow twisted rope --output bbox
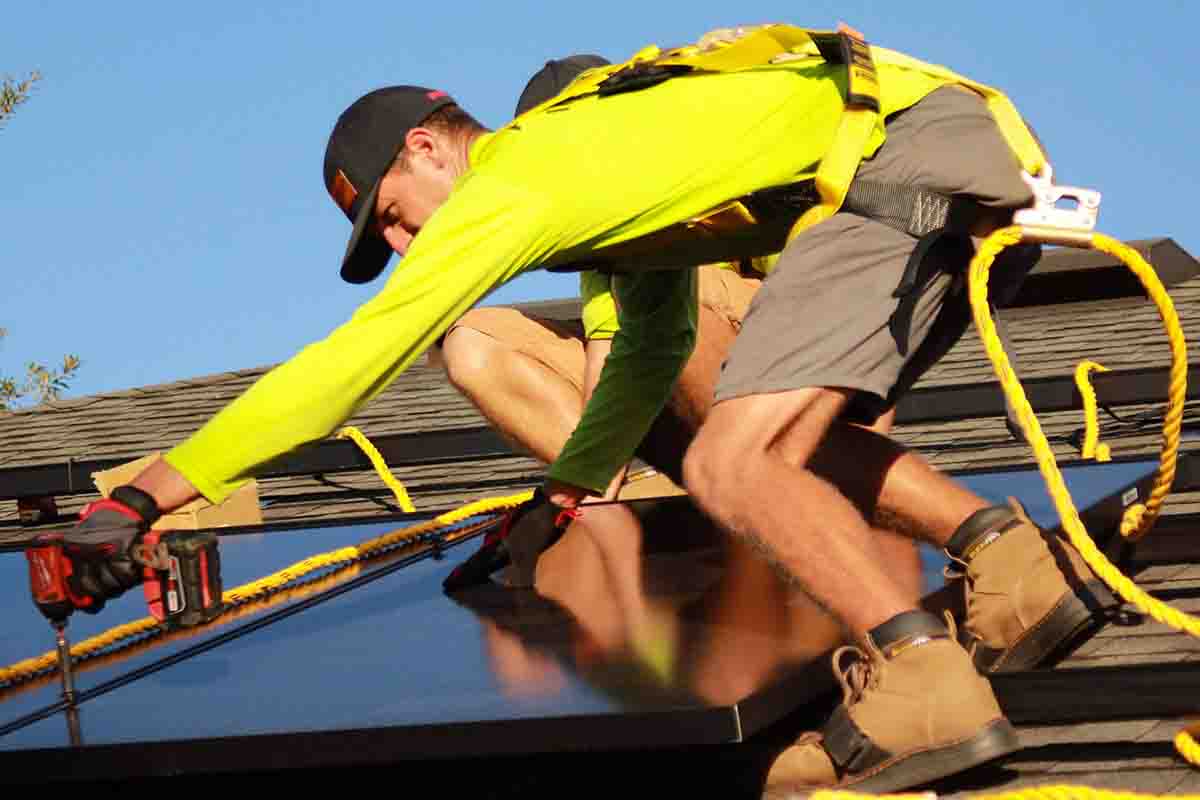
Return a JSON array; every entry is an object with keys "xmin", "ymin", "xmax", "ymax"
[
  {"xmin": 1074, "ymin": 361, "xmax": 1112, "ymax": 462},
  {"xmin": 969, "ymin": 225, "xmax": 1199, "ymax": 768},
  {"xmin": 0, "ymin": 516, "xmax": 508, "ymax": 703},
  {"xmin": 814, "ymin": 789, "xmax": 1200, "ymax": 800},
  {"xmin": 0, "ymin": 427, "xmax": 533, "ymax": 688},
  {"xmin": 336, "ymin": 425, "xmax": 416, "ymax": 512},
  {"xmin": 1089, "ymin": 236, "xmax": 1188, "ymax": 541},
  {"xmin": 0, "ymin": 492, "xmax": 529, "ymax": 686},
  {"xmin": 223, "ymin": 487, "xmax": 532, "ymax": 605}
]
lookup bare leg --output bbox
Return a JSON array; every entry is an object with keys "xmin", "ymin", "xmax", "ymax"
[
  {"xmin": 665, "ymin": 304, "xmax": 737, "ymax": 431},
  {"xmin": 853, "ymin": 409, "xmax": 924, "ymax": 603},
  {"xmin": 438, "ymin": 304, "xmax": 736, "ymax": 473},
  {"xmin": 684, "ymin": 387, "xmax": 989, "ymax": 637},
  {"xmin": 439, "ymin": 324, "xmax": 584, "ymax": 464},
  {"xmin": 810, "ymin": 418, "xmax": 991, "ymax": 549},
  {"xmin": 440, "ymin": 302, "xmax": 929, "ymax": 608},
  {"xmin": 629, "ymin": 304, "xmax": 740, "ymax": 483}
]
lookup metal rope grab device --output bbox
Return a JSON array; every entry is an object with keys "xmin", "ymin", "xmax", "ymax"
[{"xmin": 968, "ymin": 162, "xmax": 1200, "ymax": 772}]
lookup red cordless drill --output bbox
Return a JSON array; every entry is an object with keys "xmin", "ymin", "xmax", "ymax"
[
  {"xmin": 25, "ymin": 486, "xmax": 223, "ymax": 721},
  {"xmin": 27, "ymin": 485, "xmax": 224, "ymax": 633}
]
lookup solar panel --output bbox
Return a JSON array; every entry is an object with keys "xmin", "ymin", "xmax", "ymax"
[{"xmin": 0, "ymin": 458, "xmax": 1162, "ymax": 782}]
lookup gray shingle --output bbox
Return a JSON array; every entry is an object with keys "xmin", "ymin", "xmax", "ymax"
[{"xmin": 2, "ymin": 264, "xmax": 1198, "ymax": 530}]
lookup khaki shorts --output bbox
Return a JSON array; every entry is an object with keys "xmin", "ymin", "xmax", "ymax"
[
  {"xmin": 443, "ymin": 265, "xmax": 760, "ymax": 394},
  {"xmin": 714, "ymin": 86, "xmax": 1042, "ymax": 423},
  {"xmin": 441, "ymin": 265, "xmax": 762, "ymax": 481}
]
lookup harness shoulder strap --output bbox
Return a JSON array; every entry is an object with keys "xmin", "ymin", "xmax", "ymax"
[
  {"xmin": 785, "ymin": 25, "xmax": 882, "ymax": 239},
  {"xmin": 868, "ymin": 45, "xmax": 1046, "ymax": 178},
  {"xmin": 524, "ymin": 24, "xmax": 1049, "ymax": 281}
]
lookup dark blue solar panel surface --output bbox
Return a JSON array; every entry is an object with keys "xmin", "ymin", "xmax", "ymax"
[
  {"xmin": 0, "ymin": 520, "xmax": 647, "ymax": 749},
  {"xmin": 0, "ymin": 458, "xmax": 1159, "ymax": 775},
  {"xmin": 957, "ymin": 459, "xmax": 1154, "ymax": 529}
]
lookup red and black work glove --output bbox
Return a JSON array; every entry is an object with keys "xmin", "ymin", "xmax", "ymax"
[
  {"xmin": 44, "ymin": 486, "xmax": 161, "ymax": 614},
  {"xmin": 442, "ymin": 487, "xmax": 580, "ymax": 593}
]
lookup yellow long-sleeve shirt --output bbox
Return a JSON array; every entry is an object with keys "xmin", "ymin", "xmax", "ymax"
[{"xmin": 167, "ymin": 42, "xmax": 966, "ymax": 500}]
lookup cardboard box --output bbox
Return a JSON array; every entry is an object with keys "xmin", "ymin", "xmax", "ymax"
[
  {"xmin": 615, "ymin": 467, "xmax": 687, "ymax": 501},
  {"xmin": 91, "ymin": 452, "xmax": 262, "ymax": 531}
]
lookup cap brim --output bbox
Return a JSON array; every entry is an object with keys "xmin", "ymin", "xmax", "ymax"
[{"xmin": 339, "ymin": 177, "xmax": 393, "ymax": 284}]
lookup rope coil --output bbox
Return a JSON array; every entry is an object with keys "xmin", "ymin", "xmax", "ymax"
[{"xmin": 969, "ymin": 225, "xmax": 1199, "ymax": 770}]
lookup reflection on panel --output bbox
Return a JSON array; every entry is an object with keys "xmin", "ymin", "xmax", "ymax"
[{"xmin": 0, "ymin": 458, "xmax": 1158, "ymax": 780}]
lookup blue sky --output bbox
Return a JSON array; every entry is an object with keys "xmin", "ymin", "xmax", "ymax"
[{"xmin": 3, "ymin": 1, "xmax": 1196, "ymax": 400}]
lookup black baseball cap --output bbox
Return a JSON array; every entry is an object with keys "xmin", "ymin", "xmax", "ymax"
[
  {"xmin": 324, "ymin": 85, "xmax": 455, "ymax": 284},
  {"xmin": 515, "ymin": 54, "xmax": 610, "ymax": 117}
]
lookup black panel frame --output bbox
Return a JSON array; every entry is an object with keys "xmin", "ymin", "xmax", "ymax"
[
  {"xmin": 894, "ymin": 364, "xmax": 1200, "ymax": 424},
  {"xmin": 0, "ymin": 462, "xmax": 1172, "ymax": 783},
  {"xmin": 3, "ymin": 365, "xmax": 1197, "ymax": 503},
  {"xmin": 993, "ymin": 661, "xmax": 1200, "ymax": 725}
]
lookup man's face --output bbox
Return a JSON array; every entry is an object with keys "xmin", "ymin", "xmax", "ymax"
[{"xmin": 373, "ymin": 129, "xmax": 457, "ymax": 256}]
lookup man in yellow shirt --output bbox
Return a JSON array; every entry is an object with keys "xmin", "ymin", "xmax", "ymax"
[
  {"xmin": 54, "ymin": 25, "xmax": 1111, "ymax": 792},
  {"xmin": 434, "ymin": 55, "xmax": 928, "ymax": 617},
  {"xmin": 432, "ymin": 55, "xmax": 765, "ymax": 498}
]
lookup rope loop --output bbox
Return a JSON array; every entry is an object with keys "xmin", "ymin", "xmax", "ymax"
[{"xmin": 969, "ymin": 225, "xmax": 1196, "ymax": 771}]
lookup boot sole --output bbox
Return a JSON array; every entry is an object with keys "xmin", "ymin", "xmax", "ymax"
[
  {"xmin": 976, "ymin": 578, "xmax": 1115, "ymax": 673},
  {"xmin": 764, "ymin": 718, "xmax": 1020, "ymax": 797}
]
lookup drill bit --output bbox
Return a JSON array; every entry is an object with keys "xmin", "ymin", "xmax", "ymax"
[
  {"xmin": 53, "ymin": 621, "xmax": 76, "ymax": 704},
  {"xmin": 53, "ymin": 621, "xmax": 84, "ymax": 746}
]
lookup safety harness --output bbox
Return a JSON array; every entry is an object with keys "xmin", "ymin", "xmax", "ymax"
[
  {"xmin": 517, "ymin": 24, "xmax": 1045, "ymax": 263},
  {"xmin": 515, "ymin": 23, "xmax": 1050, "ymax": 363}
]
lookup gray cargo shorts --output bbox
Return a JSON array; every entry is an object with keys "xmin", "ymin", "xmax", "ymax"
[{"xmin": 713, "ymin": 86, "xmax": 1042, "ymax": 424}]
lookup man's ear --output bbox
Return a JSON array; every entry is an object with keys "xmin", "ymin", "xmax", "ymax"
[
  {"xmin": 380, "ymin": 222, "xmax": 414, "ymax": 256},
  {"xmin": 402, "ymin": 127, "xmax": 440, "ymax": 166}
]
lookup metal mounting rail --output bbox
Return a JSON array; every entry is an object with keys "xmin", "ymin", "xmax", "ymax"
[{"xmin": 4, "ymin": 368, "xmax": 1200, "ymax": 503}]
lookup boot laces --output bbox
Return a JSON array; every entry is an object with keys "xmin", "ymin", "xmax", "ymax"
[
  {"xmin": 943, "ymin": 562, "xmax": 966, "ymax": 582},
  {"xmin": 831, "ymin": 645, "xmax": 875, "ymax": 705}
]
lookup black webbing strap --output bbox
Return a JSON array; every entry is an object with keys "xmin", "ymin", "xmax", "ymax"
[
  {"xmin": 842, "ymin": 180, "xmax": 963, "ymax": 238},
  {"xmin": 596, "ymin": 63, "xmax": 693, "ymax": 97},
  {"xmin": 821, "ymin": 704, "xmax": 893, "ymax": 775},
  {"xmin": 840, "ymin": 180, "xmax": 1028, "ymax": 441},
  {"xmin": 840, "ymin": 180, "xmax": 976, "ymax": 356},
  {"xmin": 110, "ymin": 485, "xmax": 163, "ymax": 527},
  {"xmin": 887, "ymin": 231, "xmax": 974, "ymax": 357}
]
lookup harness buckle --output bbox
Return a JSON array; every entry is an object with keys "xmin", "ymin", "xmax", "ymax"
[{"xmin": 1013, "ymin": 164, "xmax": 1101, "ymax": 244}]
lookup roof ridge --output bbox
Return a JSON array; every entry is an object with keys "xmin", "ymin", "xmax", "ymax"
[
  {"xmin": 0, "ymin": 296, "xmax": 586, "ymax": 420},
  {"xmin": 0, "ymin": 364, "xmax": 276, "ymax": 418}
]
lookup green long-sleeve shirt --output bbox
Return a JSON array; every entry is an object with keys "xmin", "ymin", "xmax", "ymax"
[{"xmin": 167, "ymin": 47, "xmax": 959, "ymax": 501}]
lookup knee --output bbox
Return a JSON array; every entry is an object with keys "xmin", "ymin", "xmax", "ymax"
[
  {"xmin": 683, "ymin": 425, "xmax": 742, "ymax": 510},
  {"xmin": 440, "ymin": 320, "xmax": 504, "ymax": 395}
]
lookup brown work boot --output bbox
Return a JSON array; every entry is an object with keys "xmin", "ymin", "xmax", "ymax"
[
  {"xmin": 946, "ymin": 499, "xmax": 1114, "ymax": 673},
  {"xmin": 762, "ymin": 611, "xmax": 1018, "ymax": 796}
]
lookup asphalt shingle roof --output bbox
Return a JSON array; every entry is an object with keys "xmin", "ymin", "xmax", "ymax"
[{"xmin": 2, "ymin": 243, "xmax": 1197, "ymax": 535}]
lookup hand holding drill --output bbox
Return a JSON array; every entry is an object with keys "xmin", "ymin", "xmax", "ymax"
[{"xmin": 27, "ymin": 485, "xmax": 223, "ymax": 628}]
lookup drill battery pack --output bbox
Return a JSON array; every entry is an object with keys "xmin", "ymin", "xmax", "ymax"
[{"xmin": 139, "ymin": 531, "xmax": 224, "ymax": 629}]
